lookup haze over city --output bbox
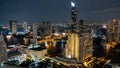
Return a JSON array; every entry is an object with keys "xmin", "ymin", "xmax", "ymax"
[{"xmin": 0, "ymin": 0, "xmax": 120, "ymax": 24}]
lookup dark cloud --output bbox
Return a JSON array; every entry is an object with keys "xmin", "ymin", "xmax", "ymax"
[{"xmin": 0, "ymin": 0, "xmax": 120, "ymax": 24}]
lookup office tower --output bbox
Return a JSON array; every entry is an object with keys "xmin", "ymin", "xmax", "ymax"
[
  {"xmin": 9, "ymin": 20, "xmax": 17, "ymax": 34},
  {"xmin": 65, "ymin": 33, "xmax": 92, "ymax": 62},
  {"xmin": 43, "ymin": 21, "xmax": 52, "ymax": 35},
  {"xmin": 71, "ymin": 1, "xmax": 78, "ymax": 33},
  {"xmin": 0, "ymin": 35, "xmax": 7, "ymax": 65},
  {"xmin": 107, "ymin": 19, "xmax": 120, "ymax": 43},
  {"xmin": 23, "ymin": 22, "xmax": 28, "ymax": 33}
]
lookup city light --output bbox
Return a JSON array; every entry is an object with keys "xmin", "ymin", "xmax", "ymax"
[
  {"xmin": 71, "ymin": 1, "xmax": 75, "ymax": 7},
  {"xmin": 68, "ymin": 54, "xmax": 71, "ymax": 58},
  {"xmin": 6, "ymin": 35, "xmax": 12, "ymax": 40},
  {"xmin": 102, "ymin": 24, "xmax": 107, "ymax": 28}
]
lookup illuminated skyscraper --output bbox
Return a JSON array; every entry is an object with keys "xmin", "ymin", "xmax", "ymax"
[
  {"xmin": 65, "ymin": 1, "xmax": 92, "ymax": 62},
  {"xmin": 65, "ymin": 33, "xmax": 92, "ymax": 62},
  {"xmin": 9, "ymin": 20, "xmax": 17, "ymax": 34},
  {"xmin": 71, "ymin": 1, "xmax": 78, "ymax": 33},
  {"xmin": 65, "ymin": 33, "xmax": 79, "ymax": 60},
  {"xmin": 107, "ymin": 19, "xmax": 120, "ymax": 43}
]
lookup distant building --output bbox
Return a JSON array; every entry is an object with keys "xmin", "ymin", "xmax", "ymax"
[
  {"xmin": 54, "ymin": 24, "xmax": 59, "ymax": 33},
  {"xmin": 43, "ymin": 21, "xmax": 52, "ymax": 35},
  {"xmin": 32, "ymin": 24, "xmax": 37, "ymax": 39},
  {"xmin": 17, "ymin": 24, "xmax": 24, "ymax": 34},
  {"xmin": 23, "ymin": 22, "xmax": 28, "ymax": 33},
  {"xmin": 32, "ymin": 24, "xmax": 37, "ymax": 45},
  {"xmin": 93, "ymin": 23, "xmax": 103, "ymax": 32},
  {"xmin": 107, "ymin": 19, "xmax": 120, "ymax": 43},
  {"xmin": 0, "ymin": 35, "xmax": 7, "ymax": 65},
  {"xmin": 9, "ymin": 20, "xmax": 17, "ymax": 34}
]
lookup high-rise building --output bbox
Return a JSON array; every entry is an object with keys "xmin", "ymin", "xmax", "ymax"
[
  {"xmin": 107, "ymin": 19, "xmax": 120, "ymax": 43},
  {"xmin": 65, "ymin": 1, "xmax": 93, "ymax": 63},
  {"xmin": 0, "ymin": 35, "xmax": 7, "ymax": 66},
  {"xmin": 43, "ymin": 21, "xmax": 52, "ymax": 35},
  {"xmin": 78, "ymin": 19, "xmax": 86, "ymax": 35},
  {"xmin": 92, "ymin": 29, "xmax": 106, "ymax": 57},
  {"xmin": 23, "ymin": 22, "xmax": 28, "ymax": 33},
  {"xmin": 32, "ymin": 24, "xmax": 37, "ymax": 39},
  {"xmin": 65, "ymin": 33, "xmax": 92, "ymax": 62},
  {"xmin": 71, "ymin": 1, "xmax": 78, "ymax": 33},
  {"xmin": 65, "ymin": 33, "xmax": 79, "ymax": 60},
  {"xmin": 9, "ymin": 20, "xmax": 17, "ymax": 34},
  {"xmin": 31, "ymin": 24, "xmax": 38, "ymax": 45}
]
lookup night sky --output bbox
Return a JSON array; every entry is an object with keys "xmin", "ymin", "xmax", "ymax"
[{"xmin": 0, "ymin": 0, "xmax": 120, "ymax": 24}]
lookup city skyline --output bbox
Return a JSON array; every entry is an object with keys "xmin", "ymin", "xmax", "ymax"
[{"xmin": 0, "ymin": 0, "xmax": 120, "ymax": 24}]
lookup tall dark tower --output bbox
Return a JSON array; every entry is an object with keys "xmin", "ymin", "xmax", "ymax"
[
  {"xmin": 71, "ymin": 1, "xmax": 78, "ymax": 33},
  {"xmin": 9, "ymin": 20, "xmax": 17, "ymax": 34}
]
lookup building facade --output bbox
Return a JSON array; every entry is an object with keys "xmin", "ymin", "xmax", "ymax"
[
  {"xmin": 65, "ymin": 33, "xmax": 92, "ymax": 62},
  {"xmin": 0, "ymin": 35, "xmax": 7, "ymax": 65},
  {"xmin": 23, "ymin": 22, "xmax": 28, "ymax": 33},
  {"xmin": 43, "ymin": 21, "xmax": 52, "ymax": 35},
  {"xmin": 9, "ymin": 20, "xmax": 17, "ymax": 34},
  {"xmin": 32, "ymin": 24, "xmax": 37, "ymax": 45},
  {"xmin": 107, "ymin": 19, "xmax": 120, "ymax": 43}
]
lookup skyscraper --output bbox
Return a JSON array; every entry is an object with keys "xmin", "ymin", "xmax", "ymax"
[
  {"xmin": 32, "ymin": 24, "xmax": 37, "ymax": 45},
  {"xmin": 9, "ymin": 20, "xmax": 17, "ymax": 34},
  {"xmin": 65, "ymin": 1, "xmax": 93, "ymax": 63},
  {"xmin": 43, "ymin": 21, "xmax": 52, "ymax": 35},
  {"xmin": 23, "ymin": 22, "xmax": 28, "ymax": 33},
  {"xmin": 71, "ymin": 1, "xmax": 78, "ymax": 33},
  {"xmin": 107, "ymin": 19, "xmax": 120, "ymax": 43},
  {"xmin": 65, "ymin": 33, "xmax": 92, "ymax": 62},
  {"xmin": 65, "ymin": 33, "xmax": 79, "ymax": 60}
]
